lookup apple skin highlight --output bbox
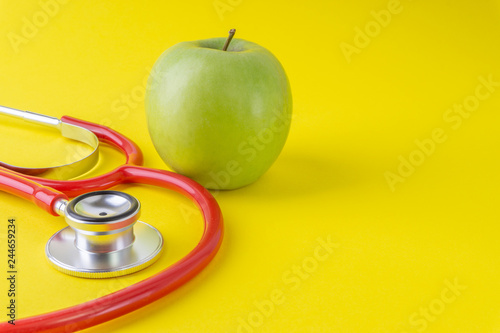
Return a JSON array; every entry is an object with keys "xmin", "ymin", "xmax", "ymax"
[{"xmin": 145, "ymin": 37, "xmax": 292, "ymax": 190}]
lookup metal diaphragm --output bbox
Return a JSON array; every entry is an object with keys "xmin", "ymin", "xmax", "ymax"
[{"xmin": 46, "ymin": 191, "xmax": 163, "ymax": 278}]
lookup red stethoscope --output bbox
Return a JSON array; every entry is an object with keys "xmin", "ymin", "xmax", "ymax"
[{"xmin": 0, "ymin": 105, "xmax": 224, "ymax": 332}]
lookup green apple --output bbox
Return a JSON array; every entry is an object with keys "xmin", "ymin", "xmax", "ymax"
[{"xmin": 145, "ymin": 30, "xmax": 292, "ymax": 190}]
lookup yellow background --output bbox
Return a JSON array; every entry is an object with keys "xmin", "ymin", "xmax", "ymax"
[{"xmin": 1, "ymin": 0, "xmax": 500, "ymax": 332}]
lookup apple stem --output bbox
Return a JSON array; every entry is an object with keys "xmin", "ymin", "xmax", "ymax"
[{"xmin": 222, "ymin": 29, "xmax": 236, "ymax": 51}]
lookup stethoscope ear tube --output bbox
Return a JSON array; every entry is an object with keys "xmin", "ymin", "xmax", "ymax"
[
  {"xmin": 0, "ymin": 106, "xmax": 101, "ymax": 180},
  {"xmin": 62, "ymin": 115, "xmax": 144, "ymax": 165},
  {"xmin": 0, "ymin": 166, "xmax": 224, "ymax": 332},
  {"xmin": 1, "ymin": 115, "xmax": 145, "ymax": 197}
]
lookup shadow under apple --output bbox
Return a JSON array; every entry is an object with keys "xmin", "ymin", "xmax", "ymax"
[{"xmin": 213, "ymin": 150, "xmax": 362, "ymax": 200}]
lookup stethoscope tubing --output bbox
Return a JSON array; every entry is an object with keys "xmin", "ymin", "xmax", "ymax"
[{"xmin": 0, "ymin": 117, "xmax": 224, "ymax": 332}]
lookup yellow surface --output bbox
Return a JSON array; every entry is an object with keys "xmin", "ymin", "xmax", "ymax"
[{"xmin": 1, "ymin": 0, "xmax": 500, "ymax": 332}]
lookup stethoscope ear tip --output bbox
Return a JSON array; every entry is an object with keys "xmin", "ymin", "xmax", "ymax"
[{"xmin": 46, "ymin": 190, "xmax": 163, "ymax": 278}]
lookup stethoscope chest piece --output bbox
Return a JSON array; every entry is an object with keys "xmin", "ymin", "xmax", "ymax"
[{"xmin": 46, "ymin": 191, "xmax": 163, "ymax": 278}]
